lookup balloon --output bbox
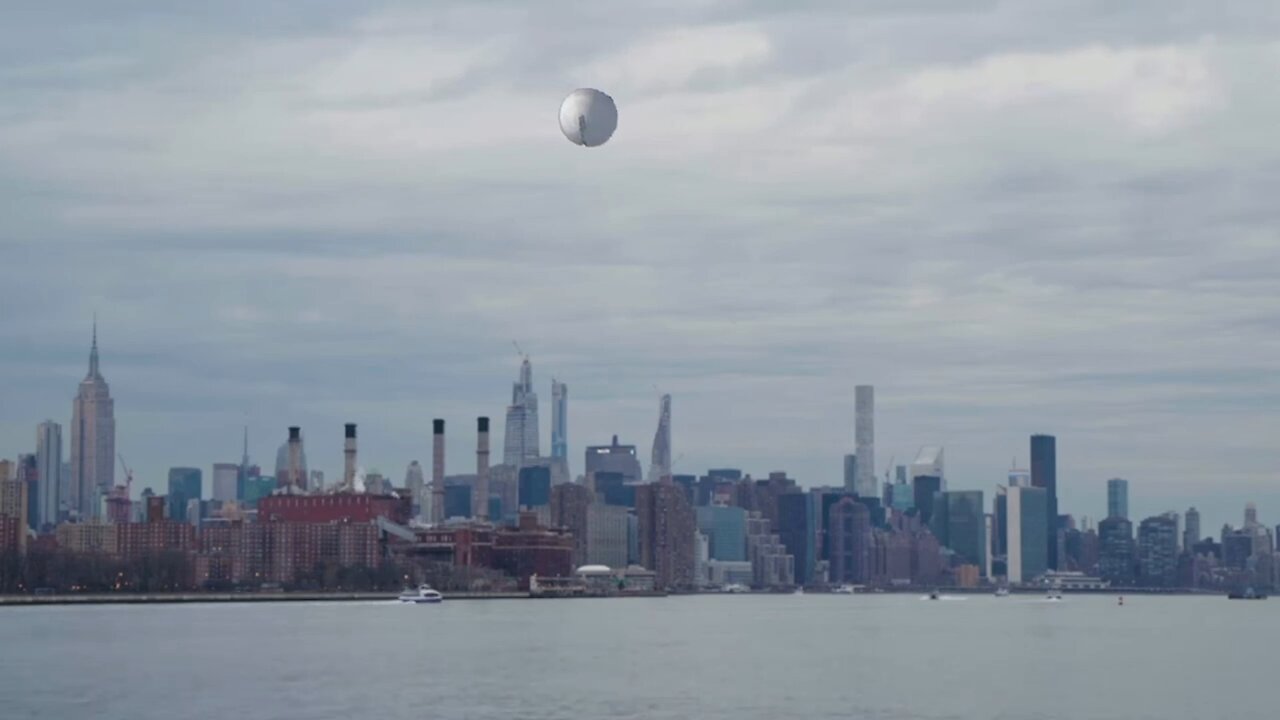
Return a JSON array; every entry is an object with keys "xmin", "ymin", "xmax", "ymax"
[{"xmin": 559, "ymin": 88, "xmax": 617, "ymax": 147}]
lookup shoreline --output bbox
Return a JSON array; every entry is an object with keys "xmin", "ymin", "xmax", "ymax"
[
  {"xmin": 0, "ymin": 591, "xmax": 530, "ymax": 606},
  {"xmin": 0, "ymin": 586, "xmax": 1223, "ymax": 606}
]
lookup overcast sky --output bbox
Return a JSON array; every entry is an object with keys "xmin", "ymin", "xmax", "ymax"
[{"xmin": 2, "ymin": 1, "xmax": 1278, "ymax": 533}]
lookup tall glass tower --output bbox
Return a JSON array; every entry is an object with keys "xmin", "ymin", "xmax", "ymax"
[
  {"xmin": 1106, "ymin": 478, "xmax": 1129, "ymax": 520},
  {"xmin": 647, "ymin": 394, "xmax": 672, "ymax": 483},
  {"xmin": 551, "ymin": 380, "xmax": 568, "ymax": 469},
  {"xmin": 503, "ymin": 357, "xmax": 540, "ymax": 466},
  {"xmin": 1030, "ymin": 434, "xmax": 1058, "ymax": 570}
]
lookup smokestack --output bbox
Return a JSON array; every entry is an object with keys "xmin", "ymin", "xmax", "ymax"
[
  {"xmin": 344, "ymin": 423, "xmax": 357, "ymax": 492},
  {"xmin": 287, "ymin": 426, "xmax": 301, "ymax": 488},
  {"xmin": 476, "ymin": 417, "xmax": 490, "ymax": 520},
  {"xmin": 431, "ymin": 419, "xmax": 445, "ymax": 524}
]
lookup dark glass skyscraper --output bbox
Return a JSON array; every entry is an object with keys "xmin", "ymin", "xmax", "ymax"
[
  {"xmin": 1106, "ymin": 478, "xmax": 1129, "ymax": 520},
  {"xmin": 1137, "ymin": 514, "xmax": 1179, "ymax": 587},
  {"xmin": 777, "ymin": 493, "xmax": 814, "ymax": 585},
  {"xmin": 934, "ymin": 491, "xmax": 986, "ymax": 572},
  {"xmin": 1030, "ymin": 434, "xmax": 1058, "ymax": 569},
  {"xmin": 1098, "ymin": 516, "xmax": 1134, "ymax": 585},
  {"xmin": 166, "ymin": 467, "xmax": 202, "ymax": 522}
]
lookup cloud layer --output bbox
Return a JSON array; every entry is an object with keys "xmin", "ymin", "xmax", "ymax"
[{"xmin": 3, "ymin": 1, "xmax": 1279, "ymax": 530}]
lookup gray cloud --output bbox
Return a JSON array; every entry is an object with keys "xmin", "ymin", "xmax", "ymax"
[{"xmin": 2, "ymin": 1, "xmax": 1279, "ymax": 531}]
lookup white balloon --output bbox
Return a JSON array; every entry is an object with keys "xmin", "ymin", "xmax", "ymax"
[{"xmin": 559, "ymin": 88, "xmax": 617, "ymax": 147}]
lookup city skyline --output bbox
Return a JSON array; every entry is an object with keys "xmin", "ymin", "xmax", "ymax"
[
  {"xmin": 3, "ymin": 3, "xmax": 1279, "ymax": 535},
  {"xmin": 0, "ymin": 328, "xmax": 1272, "ymax": 535}
]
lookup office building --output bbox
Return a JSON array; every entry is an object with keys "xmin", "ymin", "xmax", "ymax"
[
  {"xmin": 828, "ymin": 497, "xmax": 873, "ymax": 584},
  {"xmin": 36, "ymin": 420, "xmax": 62, "ymax": 530},
  {"xmin": 518, "ymin": 465, "xmax": 552, "ymax": 509},
  {"xmin": 586, "ymin": 503, "xmax": 630, "ymax": 569},
  {"xmin": 69, "ymin": 323, "xmax": 115, "ymax": 520},
  {"xmin": 1008, "ymin": 468, "xmax": 1031, "ymax": 488},
  {"xmin": 551, "ymin": 380, "xmax": 568, "ymax": 476},
  {"xmin": 1137, "ymin": 514, "xmax": 1179, "ymax": 587},
  {"xmin": 1106, "ymin": 478, "xmax": 1129, "ymax": 520},
  {"xmin": 585, "ymin": 435, "xmax": 642, "ymax": 485},
  {"xmin": 842, "ymin": 454, "xmax": 857, "ymax": 495},
  {"xmin": 211, "ymin": 463, "xmax": 239, "ymax": 503},
  {"xmin": 646, "ymin": 394, "xmax": 672, "ymax": 483},
  {"xmin": 913, "ymin": 475, "xmax": 942, "ymax": 526},
  {"xmin": 777, "ymin": 492, "xmax": 816, "ymax": 584},
  {"xmin": 503, "ymin": 356, "xmax": 539, "ymax": 466},
  {"xmin": 1098, "ymin": 516, "xmax": 1135, "ymax": 585},
  {"xmin": 166, "ymin": 468, "xmax": 202, "ymax": 522},
  {"xmin": 934, "ymin": 491, "xmax": 986, "ymax": 573},
  {"xmin": 854, "ymin": 385, "xmax": 876, "ymax": 498},
  {"xmin": 1006, "ymin": 485, "xmax": 1049, "ymax": 584},
  {"xmin": 444, "ymin": 483, "xmax": 473, "ymax": 520},
  {"xmin": 1183, "ymin": 507, "xmax": 1200, "ymax": 550},
  {"xmin": 910, "ymin": 446, "xmax": 944, "ymax": 489},
  {"xmin": 1030, "ymin": 434, "xmax": 1058, "ymax": 569},
  {"xmin": 636, "ymin": 479, "xmax": 696, "ymax": 590},
  {"xmin": 550, "ymin": 482, "xmax": 592, "ymax": 566},
  {"xmin": 404, "ymin": 461, "xmax": 426, "ymax": 521},
  {"xmin": 746, "ymin": 512, "xmax": 794, "ymax": 587},
  {"xmin": 695, "ymin": 505, "xmax": 747, "ymax": 562}
]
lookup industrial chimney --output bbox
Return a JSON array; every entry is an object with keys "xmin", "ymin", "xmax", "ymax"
[
  {"xmin": 344, "ymin": 423, "xmax": 357, "ymax": 492},
  {"xmin": 476, "ymin": 417, "xmax": 490, "ymax": 520},
  {"xmin": 287, "ymin": 426, "xmax": 302, "ymax": 489},
  {"xmin": 431, "ymin": 419, "xmax": 445, "ymax": 524}
]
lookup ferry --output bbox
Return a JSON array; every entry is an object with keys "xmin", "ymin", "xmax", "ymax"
[
  {"xmin": 994, "ymin": 587, "xmax": 1010, "ymax": 598},
  {"xmin": 832, "ymin": 584, "xmax": 855, "ymax": 595},
  {"xmin": 398, "ymin": 584, "xmax": 444, "ymax": 604},
  {"xmin": 1227, "ymin": 588, "xmax": 1267, "ymax": 600},
  {"xmin": 722, "ymin": 583, "xmax": 750, "ymax": 594}
]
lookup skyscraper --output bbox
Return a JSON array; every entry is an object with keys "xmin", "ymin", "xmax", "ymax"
[
  {"xmin": 69, "ymin": 322, "xmax": 115, "ymax": 520},
  {"xmin": 36, "ymin": 421, "xmax": 62, "ymax": 530},
  {"xmin": 910, "ymin": 446, "xmax": 944, "ymax": 488},
  {"xmin": 842, "ymin": 454, "xmax": 857, "ymax": 495},
  {"xmin": 1137, "ymin": 514, "xmax": 1179, "ymax": 587},
  {"xmin": 636, "ymin": 479, "xmax": 696, "ymax": 590},
  {"xmin": 1098, "ymin": 516, "xmax": 1135, "ymax": 585},
  {"xmin": 503, "ymin": 357, "xmax": 540, "ymax": 467},
  {"xmin": 551, "ymin": 380, "xmax": 568, "ymax": 474},
  {"xmin": 167, "ymin": 467, "xmax": 202, "ymax": 522},
  {"xmin": 1030, "ymin": 434, "xmax": 1058, "ymax": 570},
  {"xmin": 1244, "ymin": 502, "xmax": 1258, "ymax": 528},
  {"xmin": 647, "ymin": 394, "xmax": 672, "ymax": 483},
  {"xmin": 1183, "ymin": 506, "xmax": 1200, "ymax": 550},
  {"xmin": 211, "ymin": 463, "xmax": 239, "ymax": 503},
  {"xmin": 1106, "ymin": 478, "xmax": 1129, "ymax": 520},
  {"xmin": 935, "ymin": 490, "xmax": 987, "ymax": 573},
  {"xmin": 585, "ymin": 435, "xmax": 642, "ymax": 486},
  {"xmin": 828, "ymin": 497, "xmax": 873, "ymax": 584},
  {"xmin": 854, "ymin": 385, "xmax": 875, "ymax": 498},
  {"xmin": 1006, "ymin": 485, "xmax": 1048, "ymax": 584},
  {"xmin": 404, "ymin": 461, "xmax": 426, "ymax": 521}
]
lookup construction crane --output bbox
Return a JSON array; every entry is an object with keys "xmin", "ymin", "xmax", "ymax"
[
  {"xmin": 512, "ymin": 340, "xmax": 526, "ymax": 361},
  {"xmin": 116, "ymin": 453, "xmax": 134, "ymax": 496},
  {"xmin": 884, "ymin": 455, "xmax": 895, "ymax": 485}
]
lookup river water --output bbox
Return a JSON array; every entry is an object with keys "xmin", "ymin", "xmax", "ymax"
[{"xmin": 0, "ymin": 593, "xmax": 1271, "ymax": 719}]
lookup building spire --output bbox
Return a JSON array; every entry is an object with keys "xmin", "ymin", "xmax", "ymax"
[{"xmin": 88, "ymin": 314, "xmax": 100, "ymax": 378}]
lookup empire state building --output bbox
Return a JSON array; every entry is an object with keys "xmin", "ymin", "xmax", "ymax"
[{"xmin": 70, "ymin": 322, "xmax": 115, "ymax": 520}]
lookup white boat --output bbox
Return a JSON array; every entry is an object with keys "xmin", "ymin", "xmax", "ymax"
[
  {"xmin": 995, "ymin": 587, "xmax": 1010, "ymax": 597},
  {"xmin": 398, "ymin": 584, "xmax": 443, "ymax": 604},
  {"xmin": 722, "ymin": 583, "xmax": 750, "ymax": 594},
  {"xmin": 832, "ymin": 584, "xmax": 855, "ymax": 595}
]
